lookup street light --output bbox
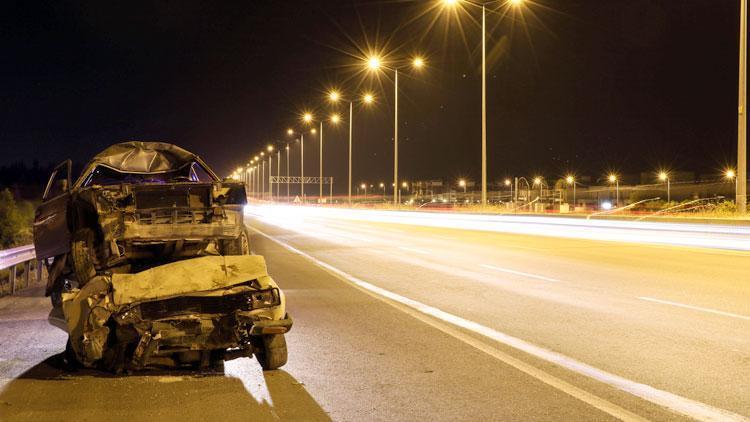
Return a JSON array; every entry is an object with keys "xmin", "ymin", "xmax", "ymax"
[
  {"xmin": 365, "ymin": 54, "xmax": 426, "ymax": 205},
  {"xmin": 440, "ymin": 0, "xmax": 526, "ymax": 206},
  {"xmin": 504, "ymin": 178, "xmax": 512, "ymax": 203},
  {"xmin": 328, "ymin": 90, "xmax": 376, "ymax": 205},
  {"xmin": 360, "ymin": 183, "xmax": 367, "ymax": 197},
  {"xmin": 285, "ymin": 145, "xmax": 290, "ymax": 199},
  {"xmin": 459, "ymin": 179, "xmax": 467, "ymax": 193},
  {"xmin": 533, "ymin": 176, "xmax": 543, "ymax": 200},
  {"xmin": 658, "ymin": 171, "xmax": 670, "ymax": 203},
  {"xmin": 608, "ymin": 174, "xmax": 619, "ymax": 207},
  {"xmin": 566, "ymin": 175, "xmax": 576, "ymax": 207}
]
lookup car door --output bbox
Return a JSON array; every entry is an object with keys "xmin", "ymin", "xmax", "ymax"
[{"xmin": 33, "ymin": 160, "xmax": 73, "ymax": 259}]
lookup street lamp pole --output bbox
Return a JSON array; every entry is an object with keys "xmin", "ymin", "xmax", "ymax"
[
  {"xmin": 348, "ymin": 101, "xmax": 353, "ymax": 205},
  {"xmin": 319, "ymin": 121, "xmax": 324, "ymax": 200},
  {"xmin": 738, "ymin": 0, "xmax": 747, "ymax": 213},
  {"xmin": 481, "ymin": 4, "xmax": 487, "ymax": 206},
  {"xmin": 394, "ymin": 69, "xmax": 399, "ymax": 205},
  {"xmin": 277, "ymin": 150, "xmax": 280, "ymax": 201},
  {"xmin": 286, "ymin": 145, "xmax": 290, "ymax": 200},
  {"xmin": 261, "ymin": 159, "xmax": 265, "ymax": 200},
  {"xmin": 300, "ymin": 134, "xmax": 304, "ymax": 200},
  {"xmin": 268, "ymin": 155, "xmax": 272, "ymax": 201}
]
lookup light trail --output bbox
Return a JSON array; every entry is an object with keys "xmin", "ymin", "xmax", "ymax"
[
  {"xmin": 248, "ymin": 224, "xmax": 748, "ymax": 422},
  {"xmin": 247, "ymin": 205, "xmax": 750, "ymax": 251}
]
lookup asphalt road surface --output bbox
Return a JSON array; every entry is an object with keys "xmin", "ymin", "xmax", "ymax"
[{"xmin": 1, "ymin": 206, "xmax": 748, "ymax": 421}]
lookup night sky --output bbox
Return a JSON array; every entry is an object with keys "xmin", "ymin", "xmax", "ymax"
[{"xmin": 1, "ymin": 1, "xmax": 745, "ymax": 188}]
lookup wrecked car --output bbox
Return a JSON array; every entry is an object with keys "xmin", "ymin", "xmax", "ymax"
[
  {"xmin": 62, "ymin": 254, "xmax": 291, "ymax": 371},
  {"xmin": 33, "ymin": 141, "xmax": 249, "ymax": 306}
]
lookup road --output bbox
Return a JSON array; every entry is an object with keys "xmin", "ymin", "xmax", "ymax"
[{"xmin": 0, "ymin": 205, "xmax": 748, "ymax": 421}]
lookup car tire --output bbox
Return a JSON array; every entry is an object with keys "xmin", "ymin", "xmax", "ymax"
[
  {"xmin": 63, "ymin": 337, "xmax": 80, "ymax": 370},
  {"xmin": 254, "ymin": 334, "xmax": 287, "ymax": 370},
  {"xmin": 50, "ymin": 275, "xmax": 65, "ymax": 308},
  {"xmin": 71, "ymin": 228, "xmax": 97, "ymax": 285},
  {"xmin": 219, "ymin": 229, "xmax": 250, "ymax": 256}
]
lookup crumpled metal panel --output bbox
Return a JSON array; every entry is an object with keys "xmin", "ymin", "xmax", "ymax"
[
  {"xmin": 89, "ymin": 141, "xmax": 197, "ymax": 174},
  {"xmin": 111, "ymin": 255, "xmax": 269, "ymax": 306}
]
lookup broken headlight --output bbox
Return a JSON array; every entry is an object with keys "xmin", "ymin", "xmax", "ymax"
[{"xmin": 250, "ymin": 288, "xmax": 281, "ymax": 309}]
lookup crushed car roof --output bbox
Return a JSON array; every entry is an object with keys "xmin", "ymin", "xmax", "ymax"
[{"xmin": 89, "ymin": 141, "xmax": 199, "ymax": 173}]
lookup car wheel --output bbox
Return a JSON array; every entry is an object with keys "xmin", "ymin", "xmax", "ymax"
[
  {"xmin": 71, "ymin": 228, "xmax": 97, "ymax": 285},
  {"xmin": 219, "ymin": 229, "xmax": 250, "ymax": 255},
  {"xmin": 254, "ymin": 334, "xmax": 287, "ymax": 370},
  {"xmin": 63, "ymin": 337, "xmax": 80, "ymax": 370}
]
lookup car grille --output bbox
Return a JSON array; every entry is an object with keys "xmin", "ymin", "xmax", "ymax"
[{"xmin": 139, "ymin": 292, "xmax": 254, "ymax": 320}]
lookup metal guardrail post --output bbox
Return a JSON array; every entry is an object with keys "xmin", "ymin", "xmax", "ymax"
[
  {"xmin": 10, "ymin": 264, "xmax": 16, "ymax": 295},
  {"xmin": 23, "ymin": 261, "xmax": 30, "ymax": 289},
  {"xmin": 37, "ymin": 259, "xmax": 43, "ymax": 283}
]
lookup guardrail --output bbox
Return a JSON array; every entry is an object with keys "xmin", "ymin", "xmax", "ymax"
[{"xmin": 0, "ymin": 244, "xmax": 44, "ymax": 296}]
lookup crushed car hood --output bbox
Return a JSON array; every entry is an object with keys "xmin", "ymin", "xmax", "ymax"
[
  {"xmin": 62, "ymin": 255, "xmax": 282, "ymax": 367},
  {"xmin": 89, "ymin": 141, "xmax": 198, "ymax": 174},
  {"xmin": 111, "ymin": 255, "xmax": 271, "ymax": 305}
]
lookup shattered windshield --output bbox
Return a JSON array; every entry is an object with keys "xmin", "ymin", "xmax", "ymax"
[{"xmin": 82, "ymin": 163, "xmax": 203, "ymax": 186}]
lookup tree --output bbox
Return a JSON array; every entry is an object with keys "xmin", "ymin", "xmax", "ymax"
[{"xmin": 0, "ymin": 189, "xmax": 32, "ymax": 248}]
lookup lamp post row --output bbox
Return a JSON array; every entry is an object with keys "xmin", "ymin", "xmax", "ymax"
[{"xmin": 237, "ymin": 0, "xmax": 746, "ymax": 212}]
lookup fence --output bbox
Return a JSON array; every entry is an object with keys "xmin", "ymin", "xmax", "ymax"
[{"xmin": 0, "ymin": 244, "xmax": 45, "ymax": 296}]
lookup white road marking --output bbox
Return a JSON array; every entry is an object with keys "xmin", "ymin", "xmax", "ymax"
[
  {"xmin": 638, "ymin": 297, "xmax": 750, "ymax": 321},
  {"xmin": 480, "ymin": 264, "xmax": 560, "ymax": 282},
  {"xmin": 248, "ymin": 225, "xmax": 747, "ymax": 422},
  {"xmin": 397, "ymin": 246, "xmax": 430, "ymax": 255}
]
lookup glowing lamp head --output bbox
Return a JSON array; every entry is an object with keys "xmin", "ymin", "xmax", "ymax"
[
  {"xmin": 328, "ymin": 91, "xmax": 340, "ymax": 102},
  {"xmin": 402, "ymin": 182, "xmax": 408, "ymax": 188},
  {"xmin": 303, "ymin": 113, "xmax": 313, "ymax": 123},
  {"xmin": 363, "ymin": 93, "xmax": 375, "ymax": 104},
  {"xmin": 442, "ymin": 0, "xmax": 458, "ymax": 6},
  {"xmin": 310, "ymin": 128, "xmax": 316, "ymax": 134},
  {"xmin": 725, "ymin": 169, "xmax": 736, "ymax": 179},
  {"xmin": 254, "ymin": 155, "xmax": 259, "ymax": 161},
  {"xmin": 658, "ymin": 172, "xmax": 668, "ymax": 181},
  {"xmin": 458, "ymin": 179, "xmax": 466, "ymax": 187},
  {"xmin": 367, "ymin": 56, "xmax": 381, "ymax": 71},
  {"xmin": 379, "ymin": 182, "xmax": 385, "ymax": 188},
  {"xmin": 504, "ymin": 179, "xmax": 512, "ymax": 186},
  {"xmin": 260, "ymin": 152, "xmax": 264, "ymax": 157},
  {"xmin": 413, "ymin": 57, "xmax": 425, "ymax": 68},
  {"xmin": 287, "ymin": 128, "xmax": 294, "ymax": 135},
  {"xmin": 608, "ymin": 174, "xmax": 617, "ymax": 183},
  {"xmin": 360, "ymin": 183, "xmax": 366, "ymax": 189},
  {"xmin": 236, "ymin": 167, "xmax": 243, "ymax": 174},
  {"xmin": 533, "ymin": 177, "xmax": 542, "ymax": 185},
  {"xmin": 508, "ymin": 0, "xmax": 524, "ymax": 6},
  {"xmin": 267, "ymin": 145, "xmax": 274, "ymax": 152},
  {"xmin": 330, "ymin": 113, "xmax": 341, "ymax": 124},
  {"xmin": 566, "ymin": 176, "xmax": 575, "ymax": 184}
]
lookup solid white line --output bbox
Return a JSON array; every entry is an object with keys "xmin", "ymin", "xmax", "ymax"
[
  {"xmin": 638, "ymin": 297, "xmax": 750, "ymax": 321},
  {"xmin": 480, "ymin": 264, "xmax": 560, "ymax": 282},
  {"xmin": 248, "ymin": 225, "xmax": 747, "ymax": 422},
  {"xmin": 397, "ymin": 246, "xmax": 430, "ymax": 255}
]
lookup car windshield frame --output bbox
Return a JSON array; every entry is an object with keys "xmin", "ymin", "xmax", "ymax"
[{"xmin": 80, "ymin": 162, "xmax": 217, "ymax": 187}]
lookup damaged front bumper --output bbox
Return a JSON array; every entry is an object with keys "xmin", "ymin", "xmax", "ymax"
[{"xmin": 61, "ymin": 255, "xmax": 291, "ymax": 371}]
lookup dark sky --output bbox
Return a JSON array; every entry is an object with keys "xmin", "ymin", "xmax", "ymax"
[{"xmin": 1, "ymin": 0, "xmax": 745, "ymax": 188}]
